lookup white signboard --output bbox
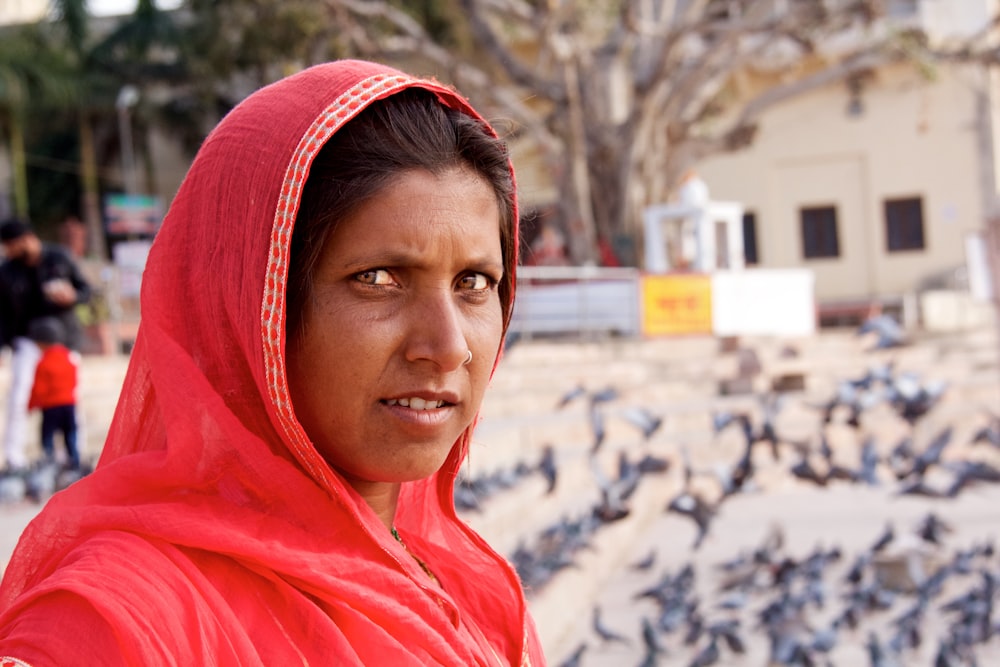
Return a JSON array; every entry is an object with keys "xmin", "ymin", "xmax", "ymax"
[
  {"xmin": 712, "ymin": 269, "xmax": 816, "ymax": 337},
  {"xmin": 112, "ymin": 239, "xmax": 153, "ymax": 298}
]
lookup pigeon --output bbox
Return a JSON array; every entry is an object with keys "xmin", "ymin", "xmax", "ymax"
[
  {"xmin": 589, "ymin": 386, "xmax": 620, "ymax": 406},
  {"xmin": 711, "ymin": 409, "xmax": 742, "ymax": 434},
  {"xmin": 641, "ymin": 615, "xmax": 667, "ymax": 657},
  {"xmin": 905, "ymin": 426, "xmax": 953, "ymax": 480},
  {"xmin": 889, "ymin": 374, "xmax": 947, "ymax": 425},
  {"xmin": 590, "ymin": 458, "xmax": 632, "ymax": 523},
  {"xmin": 589, "ymin": 405, "xmax": 607, "ymax": 454},
  {"xmin": 556, "ymin": 384, "xmax": 587, "ymax": 410},
  {"xmin": 537, "ymin": 444, "xmax": 558, "ymax": 495},
  {"xmin": 865, "ymin": 630, "xmax": 902, "ymax": 667},
  {"xmin": 688, "ymin": 634, "xmax": 720, "ymax": 667},
  {"xmin": 55, "ymin": 466, "xmax": 87, "ymax": 492},
  {"xmin": 592, "ymin": 605, "xmax": 630, "ymax": 645},
  {"xmin": 557, "ymin": 642, "xmax": 587, "ymax": 667},
  {"xmin": 895, "ymin": 477, "xmax": 945, "ymax": 498},
  {"xmin": 709, "ymin": 619, "xmax": 746, "ymax": 655},
  {"xmin": 630, "ymin": 548, "xmax": 657, "ymax": 571},
  {"xmin": 971, "ymin": 411, "xmax": 1000, "ymax": 447},
  {"xmin": 789, "ymin": 452, "xmax": 828, "ymax": 487},
  {"xmin": 620, "ymin": 406, "xmax": 664, "ymax": 442},
  {"xmin": 453, "ymin": 478, "xmax": 481, "ymax": 512},
  {"xmin": 667, "ymin": 491, "xmax": 718, "ymax": 550},
  {"xmin": 915, "ymin": 513, "xmax": 952, "ymax": 545},
  {"xmin": 756, "ymin": 393, "xmax": 784, "ymax": 461},
  {"xmin": 943, "ymin": 459, "xmax": 1000, "ymax": 497},
  {"xmin": 856, "ymin": 436, "xmax": 881, "ymax": 486},
  {"xmin": 869, "ymin": 522, "xmax": 895, "ymax": 554},
  {"xmin": 25, "ymin": 460, "xmax": 59, "ymax": 503},
  {"xmin": 636, "ymin": 453, "xmax": 671, "ymax": 475},
  {"xmin": 0, "ymin": 474, "xmax": 27, "ymax": 504},
  {"xmin": 810, "ymin": 617, "xmax": 841, "ymax": 654}
]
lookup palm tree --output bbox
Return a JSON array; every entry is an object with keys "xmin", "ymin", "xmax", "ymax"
[
  {"xmin": 51, "ymin": 0, "xmax": 115, "ymax": 258},
  {"xmin": 0, "ymin": 24, "xmax": 78, "ymax": 220}
]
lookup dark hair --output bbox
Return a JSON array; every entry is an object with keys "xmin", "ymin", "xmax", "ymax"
[
  {"xmin": 287, "ymin": 88, "xmax": 516, "ymax": 336},
  {"xmin": 0, "ymin": 218, "xmax": 31, "ymax": 243},
  {"xmin": 28, "ymin": 317, "xmax": 66, "ymax": 345}
]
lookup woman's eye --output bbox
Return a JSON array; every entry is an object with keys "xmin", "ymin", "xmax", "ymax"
[
  {"xmin": 355, "ymin": 269, "xmax": 392, "ymax": 286},
  {"xmin": 460, "ymin": 273, "xmax": 493, "ymax": 291}
]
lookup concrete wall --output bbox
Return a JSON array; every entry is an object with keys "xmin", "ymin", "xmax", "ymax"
[{"xmin": 699, "ymin": 62, "xmax": 987, "ymax": 305}]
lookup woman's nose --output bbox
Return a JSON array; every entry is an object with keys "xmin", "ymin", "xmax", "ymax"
[{"xmin": 403, "ymin": 288, "xmax": 469, "ymax": 370}]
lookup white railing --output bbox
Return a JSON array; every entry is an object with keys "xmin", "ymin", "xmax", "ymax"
[{"xmin": 510, "ymin": 266, "xmax": 643, "ymax": 340}]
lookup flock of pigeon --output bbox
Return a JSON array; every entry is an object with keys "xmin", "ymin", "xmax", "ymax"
[
  {"xmin": 560, "ymin": 512, "xmax": 998, "ymax": 667},
  {"xmin": 662, "ymin": 360, "xmax": 999, "ymax": 555},
  {"xmin": 0, "ymin": 459, "xmax": 89, "ymax": 506},
  {"xmin": 453, "ymin": 338, "xmax": 1000, "ymax": 666}
]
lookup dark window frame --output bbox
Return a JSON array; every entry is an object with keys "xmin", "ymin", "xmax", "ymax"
[
  {"xmin": 884, "ymin": 196, "xmax": 926, "ymax": 253},
  {"xmin": 799, "ymin": 205, "xmax": 841, "ymax": 260},
  {"xmin": 742, "ymin": 211, "xmax": 759, "ymax": 265}
]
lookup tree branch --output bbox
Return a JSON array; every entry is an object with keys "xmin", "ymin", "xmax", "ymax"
[{"xmin": 453, "ymin": 0, "xmax": 566, "ymax": 102}]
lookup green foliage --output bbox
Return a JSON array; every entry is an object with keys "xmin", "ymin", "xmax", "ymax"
[
  {"xmin": 184, "ymin": 0, "xmax": 336, "ymax": 83},
  {"xmin": 50, "ymin": 0, "xmax": 90, "ymax": 55},
  {"xmin": 26, "ymin": 118, "xmax": 82, "ymax": 229},
  {"xmin": 0, "ymin": 25, "xmax": 79, "ymax": 109},
  {"xmin": 75, "ymin": 291, "xmax": 110, "ymax": 326}
]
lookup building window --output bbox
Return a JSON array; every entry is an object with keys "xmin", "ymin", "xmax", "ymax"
[
  {"xmin": 742, "ymin": 211, "xmax": 759, "ymax": 265},
  {"xmin": 884, "ymin": 196, "xmax": 925, "ymax": 252},
  {"xmin": 800, "ymin": 205, "xmax": 840, "ymax": 259}
]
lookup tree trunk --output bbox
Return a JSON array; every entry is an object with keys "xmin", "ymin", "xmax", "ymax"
[
  {"xmin": 972, "ymin": 71, "xmax": 1000, "ymax": 380},
  {"xmin": 560, "ymin": 54, "xmax": 598, "ymax": 266},
  {"xmin": 8, "ymin": 111, "xmax": 29, "ymax": 220},
  {"xmin": 78, "ymin": 111, "xmax": 106, "ymax": 260}
]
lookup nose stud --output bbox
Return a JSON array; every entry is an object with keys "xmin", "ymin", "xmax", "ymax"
[{"xmin": 464, "ymin": 350, "xmax": 473, "ymax": 366}]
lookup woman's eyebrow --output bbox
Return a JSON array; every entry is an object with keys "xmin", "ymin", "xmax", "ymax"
[{"xmin": 341, "ymin": 250, "xmax": 503, "ymax": 272}]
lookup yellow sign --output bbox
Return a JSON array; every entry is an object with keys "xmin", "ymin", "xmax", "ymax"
[{"xmin": 641, "ymin": 274, "xmax": 713, "ymax": 336}]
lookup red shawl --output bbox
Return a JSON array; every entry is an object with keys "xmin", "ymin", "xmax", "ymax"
[{"xmin": 0, "ymin": 60, "xmax": 543, "ymax": 666}]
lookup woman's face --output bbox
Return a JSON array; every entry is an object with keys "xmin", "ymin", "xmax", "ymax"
[{"xmin": 286, "ymin": 167, "xmax": 505, "ymax": 487}]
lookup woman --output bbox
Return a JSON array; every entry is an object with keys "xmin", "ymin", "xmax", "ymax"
[{"xmin": 0, "ymin": 60, "xmax": 544, "ymax": 665}]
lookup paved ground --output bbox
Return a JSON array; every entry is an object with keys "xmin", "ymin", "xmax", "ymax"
[
  {"xmin": 0, "ymin": 353, "xmax": 129, "ymax": 570},
  {"xmin": 0, "ymin": 321, "xmax": 996, "ymax": 667},
  {"xmin": 475, "ymin": 322, "xmax": 1000, "ymax": 666}
]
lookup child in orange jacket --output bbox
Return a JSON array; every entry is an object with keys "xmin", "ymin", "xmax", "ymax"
[{"xmin": 27, "ymin": 317, "xmax": 80, "ymax": 469}]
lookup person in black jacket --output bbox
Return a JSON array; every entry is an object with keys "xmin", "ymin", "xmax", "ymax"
[{"xmin": 0, "ymin": 218, "xmax": 91, "ymax": 470}]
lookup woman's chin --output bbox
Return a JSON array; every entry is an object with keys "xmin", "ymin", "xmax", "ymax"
[{"xmin": 337, "ymin": 458, "xmax": 452, "ymax": 488}]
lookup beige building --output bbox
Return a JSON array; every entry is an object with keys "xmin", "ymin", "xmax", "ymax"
[
  {"xmin": 0, "ymin": 0, "xmax": 46, "ymax": 25},
  {"xmin": 697, "ymin": 0, "xmax": 999, "ymax": 316}
]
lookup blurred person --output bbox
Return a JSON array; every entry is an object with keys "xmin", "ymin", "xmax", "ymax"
[
  {"xmin": 0, "ymin": 219, "xmax": 91, "ymax": 471},
  {"xmin": 677, "ymin": 169, "xmax": 709, "ymax": 210},
  {"xmin": 26, "ymin": 317, "xmax": 80, "ymax": 470},
  {"xmin": 57, "ymin": 215, "xmax": 87, "ymax": 259},
  {"xmin": 675, "ymin": 169, "xmax": 710, "ymax": 270},
  {"xmin": 858, "ymin": 302, "xmax": 907, "ymax": 350},
  {"xmin": 529, "ymin": 224, "xmax": 568, "ymax": 266},
  {"xmin": 0, "ymin": 60, "xmax": 544, "ymax": 665}
]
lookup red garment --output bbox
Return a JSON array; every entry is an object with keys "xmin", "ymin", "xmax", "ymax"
[
  {"xmin": 598, "ymin": 237, "xmax": 621, "ymax": 267},
  {"xmin": 0, "ymin": 61, "xmax": 543, "ymax": 666},
  {"xmin": 27, "ymin": 345, "xmax": 77, "ymax": 410}
]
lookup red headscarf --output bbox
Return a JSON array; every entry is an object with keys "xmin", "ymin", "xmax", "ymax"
[{"xmin": 0, "ymin": 60, "xmax": 543, "ymax": 666}]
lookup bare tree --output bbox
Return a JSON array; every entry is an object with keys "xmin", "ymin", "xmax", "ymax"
[{"xmin": 323, "ymin": 0, "xmax": 948, "ymax": 264}]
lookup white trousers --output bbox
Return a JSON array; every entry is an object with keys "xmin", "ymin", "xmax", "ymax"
[{"xmin": 3, "ymin": 337, "xmax": 41, "ymax": 470}]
